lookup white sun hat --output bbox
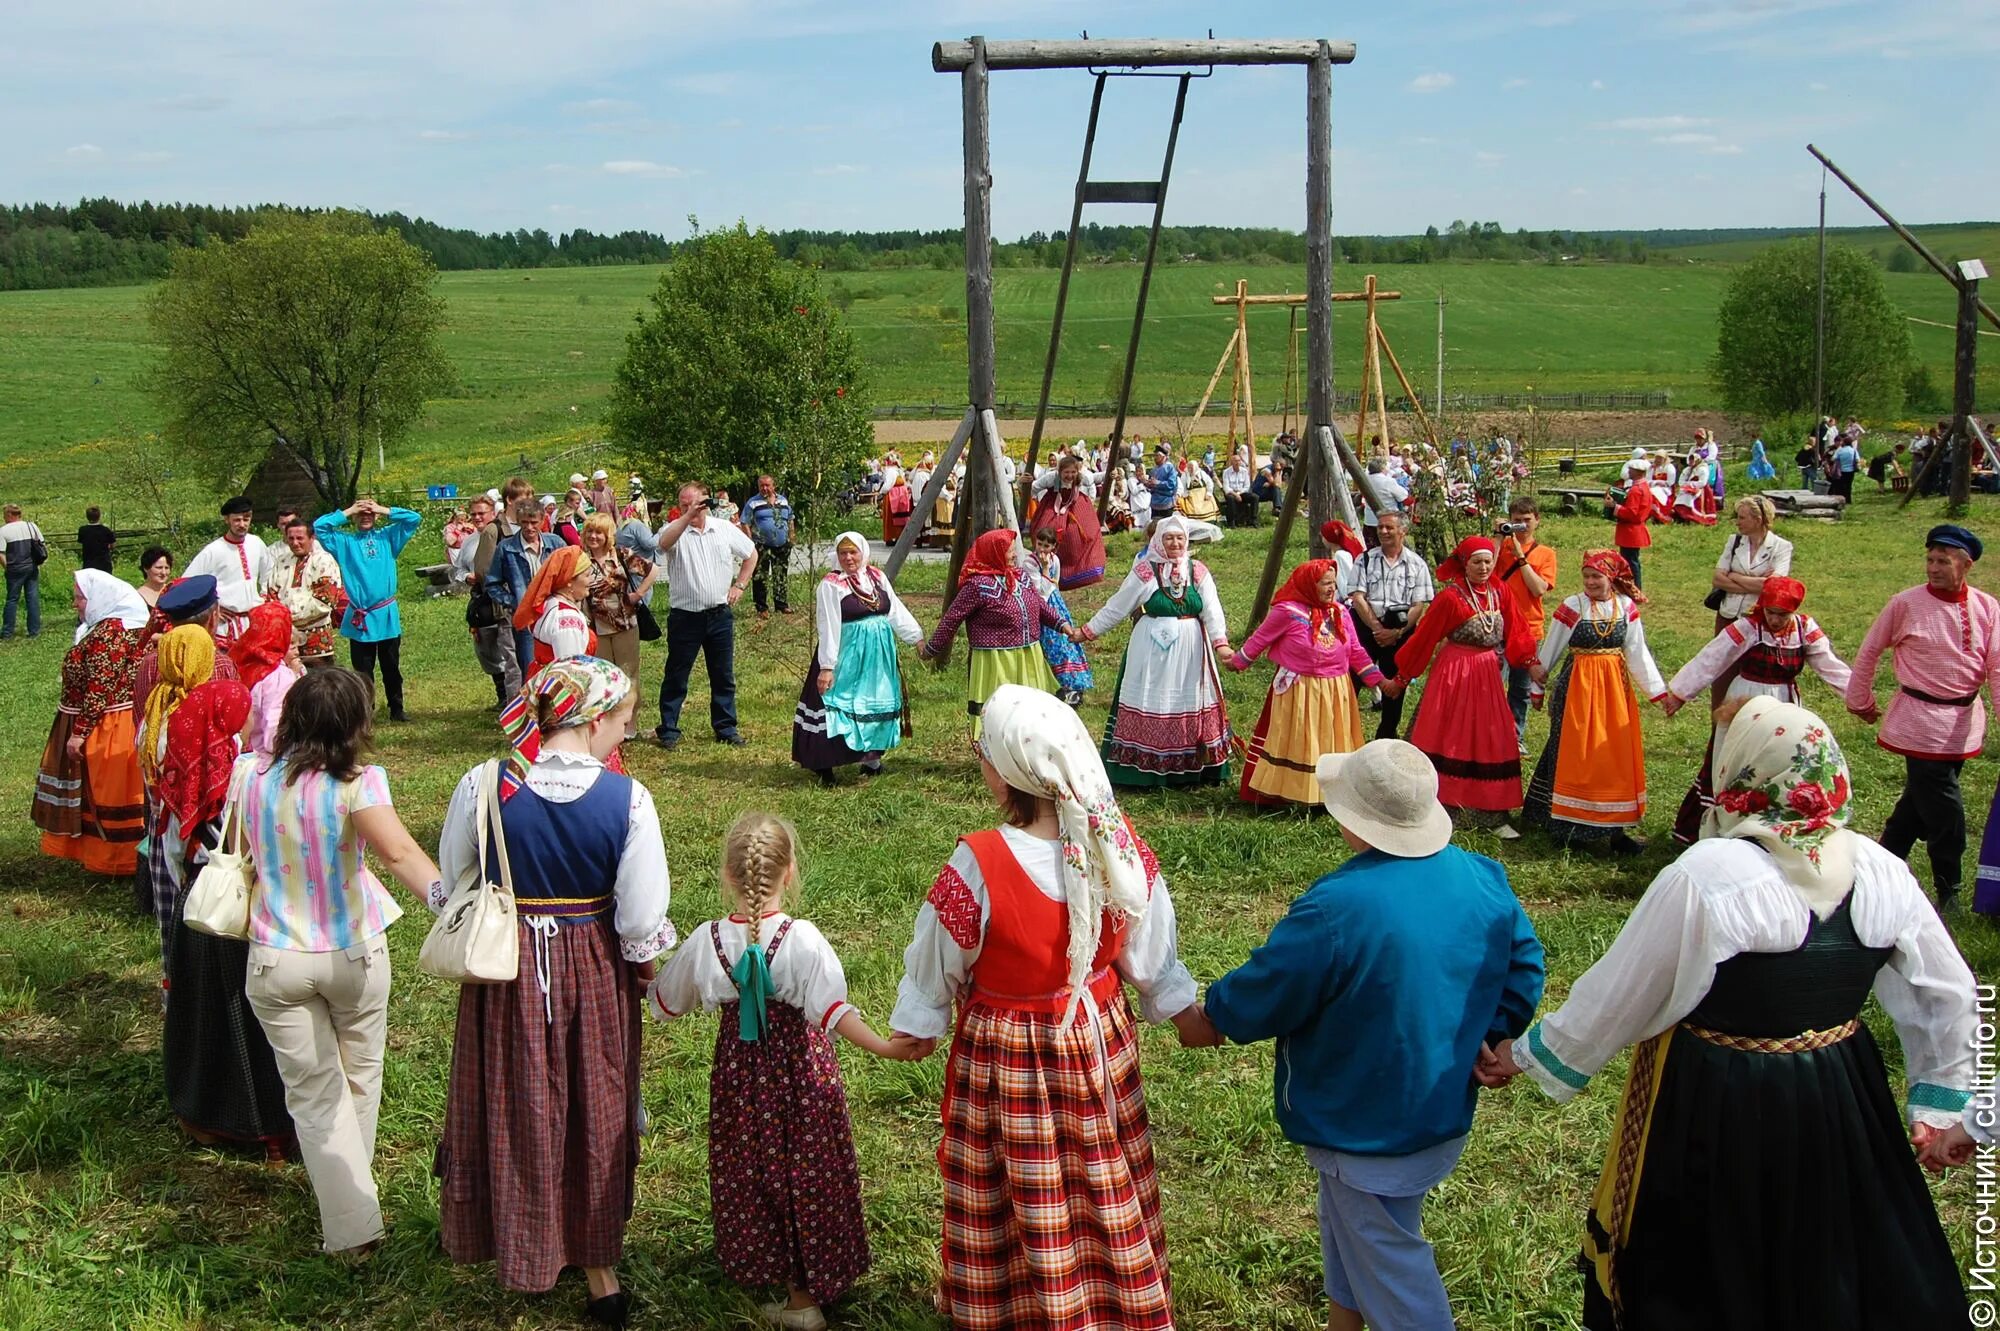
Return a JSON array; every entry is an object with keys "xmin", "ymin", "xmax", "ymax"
[{"xmin": 1315, "ymin": 740, "xmax": 1453, "ymax": 859}]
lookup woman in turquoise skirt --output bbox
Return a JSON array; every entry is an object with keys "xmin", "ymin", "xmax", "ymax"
[{"xmin": 793, "ymin": 532, "xmax": 926, "ymax": 787}]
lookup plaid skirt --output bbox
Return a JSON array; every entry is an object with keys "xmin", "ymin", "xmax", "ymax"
[
  {"xmin": 435, "ymin": 917, "xmax": 643, "ymax": 1292},
  {"xmin": 940, "ymin": 988, "xmax": 1173, "ymax": 1331}
]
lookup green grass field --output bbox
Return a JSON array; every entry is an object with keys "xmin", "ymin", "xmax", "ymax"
[
  {"xmin": 1653, "ymin": 221, "xmax": 2000, "ymax": 267},
  {"xmin": 1, "ymin": 473, "xmax": 1994, "ymax": 1329},
  {"xmin": 2, "ymin": 255, "xmax": 1993, "ymax": 534}
]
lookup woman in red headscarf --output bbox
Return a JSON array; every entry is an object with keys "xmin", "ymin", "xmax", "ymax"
[
  {"xmin": 1393, "ymin": 536, "xmax": 1538, "ymax": 821},
  {"xmin": 1523, "ymin": 551, "xmax": 1668, "ymax": 853},
  {"xmin": 160, "ymin": 676, "xmax": 296, "ymax": 1157},
  {"xmin": 233, "ymin": 600, "xmax": 301, "ymax": 758},
  {"xmin": 511, "ymin": 544, "xmax": 596, "ymax": 683},
  {"xmin": 1660, "ymin": 575, "xmax": 1853, "ymax": 843},
  {"xmin": 917, "ymin": 529, "xmax": 1067, "ymax": 736},
  {"xmin": 1228, "ymin": 558, "xmax": 1385, "ymax": 806}
]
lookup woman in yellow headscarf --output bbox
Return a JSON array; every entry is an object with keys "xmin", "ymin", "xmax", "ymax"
[{"xmin": 140, "ymin": 625, "xmax": 217, "ymax": 950}]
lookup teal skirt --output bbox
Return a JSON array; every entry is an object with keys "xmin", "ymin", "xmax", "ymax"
[{"xmin": 816, "ymin": 615, "xmax": 906, "ymax": 758}]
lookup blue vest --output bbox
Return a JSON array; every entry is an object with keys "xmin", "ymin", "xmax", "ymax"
[{"xmin": 488, "ymin": 769, "xmax": 630, "ymax": 922}]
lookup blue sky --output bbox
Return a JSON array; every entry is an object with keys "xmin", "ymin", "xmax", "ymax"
[{"xmin": 6, "ymin": 0, "xmax": 1993, "ymax": 241}]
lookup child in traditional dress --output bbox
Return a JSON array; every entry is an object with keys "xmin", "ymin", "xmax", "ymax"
[
  {"xmin": 1029, "ymin": 526, "xmax": 1093, "ymax": 705},
  {"xmin": 647, "ymin": 813, "xmax": 899, "ymax": 1331}
]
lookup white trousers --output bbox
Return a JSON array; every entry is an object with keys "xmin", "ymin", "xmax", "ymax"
[{"xmin": 245, "ymin": 937, "xmax": 391, "ymax": 1253}]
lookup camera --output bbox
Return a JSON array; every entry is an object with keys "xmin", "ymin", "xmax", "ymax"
[
  {"xmin": 1495, "ymin": 521, "xmax": 1524, "ymax": 537},
  {"xmin": 703, "ymin": 496, "xmax": 721, "ymax": 512}
]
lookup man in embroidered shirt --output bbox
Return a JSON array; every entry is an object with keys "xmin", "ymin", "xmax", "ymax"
[
  {"xmin": 182, "ymin": 495, "xmax": 268, "ymax": 646},
  {"xmin": 314, "ymin": 497, "xmax": 422, "ymax": 721},
  {"xmin": 653, "ymin": 482, "xmax": 757, "ymax": 750},
  {"xmin": 261, "ymin": 515, "xmax": 345, "ymax": 671},
  {"xmin": 1348, "ymin": 512, "xmax": 1434, "ymax": 740},
  {"xmin": 738, "ymin": 474, "xmax": 795, "ymax": 619},
  {"xmin": 1195, "ymin": 740, "xmax": 1544, "ymax": 1331},
  {"xmin": 1846, "ymin": 524, "xmax": 2000, "ymax": 908}
]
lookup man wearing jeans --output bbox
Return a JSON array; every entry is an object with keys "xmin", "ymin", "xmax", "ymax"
[
  {"xmin": 654, "ymin": 483, "xmax": 757, "ymax": 749},
  {"xmin": 1, "ymin": 503, "xmax": 47, "ymax": 639},
  {"xmin": 739, "ymin": 474, "xmax": 794, "ymax": 618}
]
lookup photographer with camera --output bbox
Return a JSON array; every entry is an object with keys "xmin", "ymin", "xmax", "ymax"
[
  {"xmin": 1492, "ymin": 497, "xmax": 1556, "ymax": 748},
  {"xmin": 652, "ymin": 482, "xmax": 757, "ymax": 750}
]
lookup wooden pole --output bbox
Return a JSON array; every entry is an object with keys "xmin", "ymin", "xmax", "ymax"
[
  {"xmin": 1950, "ymin": 276, "xmax": 1979, "ymax": 514},
  {"xmin": 1808, "ymin": 144, "xmax": 2000, "ymax": 333},
  {"xmin": 982, "ymin": 410, "xmax": 1021, "ymax": 533},
  {"xmin": 947, "ymin": 39, "xmax": 995, "ymax": 601},
  {"xmin": 1238, "ymin": 295, "xmax": 1255, "ymax": 442},
  {"xmin": 934, "ymin": 37, "xmax": 1357, "ymax": 72},
  {"xmin": 1282, "ymin": 307, "xmax": 1301, "ymax": 440},
  {"xmin": 1319, "ymin": 426, "xmax": 1362, "ymax": 531},
  {"xmin": 1302, "ymin": 40, "xmax": 1338, "ymax": 563},
  {"xmin": 1376, "ymin": 325, "xmax": 1441, "ymax": 451},
  {"xmin": 1192, "ymin": 328, "xmax": 1239, "ymax": 425},
  {"xmin": 884, "ymin": 408, "xmax": 974, "ymax": 578}
]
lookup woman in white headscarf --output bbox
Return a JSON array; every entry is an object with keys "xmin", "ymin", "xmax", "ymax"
[
  {"xmin": 34, "ymin": 570, "xmax": 151, "ymax": 874},
  {"xmin": 1077, "ymin": 513, "xmax": 1235, "ymax": 787},
  {"xmin": 792, "ymin": 531, "xmax": 925, "ymax": 787},
  {"xmin": 889, "ymin": 685, "xmax": 1204, "ymax": 1331},
  {"xmin": 1489, "ymin": 697, "xmax": 1975, "ymax": 1331}
]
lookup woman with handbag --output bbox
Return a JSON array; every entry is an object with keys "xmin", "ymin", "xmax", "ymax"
[
  {"xmin": 230, "ymin": 668, "xmax": 442, "ymax": 1258},
  {"xmin": 1703, "ymin": 495, "xmax": 1792, "ymax": 696},
  {"xmin": 156, "ymin": 660, "xmax": 296, "ymax": 1158},
  {"xmin": 432, "ymin": 657, "xmax": 674, "ymax": 1328}
]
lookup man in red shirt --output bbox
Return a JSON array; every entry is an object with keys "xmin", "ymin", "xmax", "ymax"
[{"xmin": 1493, "ymin": 497, "xmax": 1557, "ymax": 750}]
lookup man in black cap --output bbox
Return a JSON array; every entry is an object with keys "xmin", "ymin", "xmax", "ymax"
[
  {"xmin": 182, "ymin": 496, "xmax": 267, "ymax": 647},
  {"xmin": 1845, "ymin": 524, "xmax": 2000, "ymax": 907}
]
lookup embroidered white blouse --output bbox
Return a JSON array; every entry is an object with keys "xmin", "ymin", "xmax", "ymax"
[
  {"xmin": 1084, "ymin": 560, "xmax": 1228, "ymax": 647},
  {"xmin": 1530, "ymin": 594, "xmax": 1668, "ymax": 701},
  {"xmin": 1512, "ymin": 837, "xmax": 1978, "ymax": 1128},
  {"xmin": 435, "ymin": 752, "xmax": 676, "ymax": 962},
  {"xmin": 1666, "ymin": 613, "xmax": 1852, "ymax": 705},
  {"xmin": 647, "ymin": 913, "xmax": 858, "ymax": 1035},
  {"xmin": 813, "ymin": 571, "xmax": 923, "ymax": 675},
  {"xmin": 889, "ymin": 825, "xmax": 1198, "ymax": 1040},
  {"xmin": 533, "ymin": 595, "xmax": 593, "ymax": 662}
]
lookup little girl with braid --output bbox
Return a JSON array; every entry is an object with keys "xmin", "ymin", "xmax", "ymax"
[{"xmin": 647, "ymin": 812, "xmax": 903, "ymax": 1330}]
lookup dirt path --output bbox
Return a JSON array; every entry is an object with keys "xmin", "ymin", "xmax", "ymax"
[{"xmin": 874, "ymin": 408, "xmax": 1749, "ymax": 450}]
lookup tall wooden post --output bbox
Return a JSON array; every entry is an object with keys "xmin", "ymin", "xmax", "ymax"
[
  {"xmin": 1303, "ymin": 41, "xmax": 1337, "ymax": 562},
  {"xmin": 949, "ymin": 36, "xmax": 996, "ymax": 599},
  {"xmin": 1951, "ymin": 275, "xmax": 1979, "ymax": 514}
]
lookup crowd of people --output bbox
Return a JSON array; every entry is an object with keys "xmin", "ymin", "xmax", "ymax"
[{"xmin": 14, "ymin": 426, "xmax": 2000, "ymax": 1331}]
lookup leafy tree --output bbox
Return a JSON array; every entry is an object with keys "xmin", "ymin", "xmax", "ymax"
[
  {"xmin": 607, "ymin": 221, "xmax": 871, "ymax": 534},
  {"xmin": 145, "ymin": 211, "xmax": 454, "ymax": 507},
  {"xmin": 1885, "ymin": 246, "xmax": 1921, "ymax": 274},
  {"xmin": 1710, "ymin": 239, "xmax": 1910, "ymax": 419}
]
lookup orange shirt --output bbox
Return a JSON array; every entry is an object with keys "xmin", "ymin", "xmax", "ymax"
[{"xmin": 1495, "ymin": 540, "xmax": 1558, "ymax": 640}]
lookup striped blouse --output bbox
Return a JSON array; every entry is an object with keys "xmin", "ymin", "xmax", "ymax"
[{"xmin": 234, "ymin": 754, "xmax": 403, "ymax": 952}]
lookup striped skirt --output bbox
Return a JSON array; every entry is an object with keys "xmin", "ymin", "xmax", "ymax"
[
  {"xmin": 939, "ymin": 988, "xmax": 1173, "ymax": 1331},
  {"xmin": 34, "ymin": 704, "xmax": 144, "ymax": 876}
]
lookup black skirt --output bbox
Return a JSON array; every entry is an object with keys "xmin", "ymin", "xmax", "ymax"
[{"xmin": 1583, "ymin": 896, "xmax": 1966, "ymax": 1331}]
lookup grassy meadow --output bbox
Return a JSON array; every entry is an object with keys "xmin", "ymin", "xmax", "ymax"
[
  {"xmin": 1, "ymin": 470, "xmax": 1995, "ymax": 1329},
  {"xmin": 1, "ymin": 254, "xmax": 1994, "ymax": 533}
]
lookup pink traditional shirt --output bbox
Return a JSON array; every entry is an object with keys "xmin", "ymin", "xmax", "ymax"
[
  {"xmin": 1229, "ymin": 601, "xmax": 1384, "ymax": 685},
  {"xmin": 1844, "ymin": 584, "xmax": 2000, "ymax": 760}
]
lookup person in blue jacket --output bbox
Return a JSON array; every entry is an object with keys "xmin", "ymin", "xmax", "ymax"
[
  {"xmin": 313, "ymin": 497, "xmax": 421, "ymax": 721},
  {"xmin": 1188, "ymin": 738, "xmax": 1545, "ymax": 1331}
]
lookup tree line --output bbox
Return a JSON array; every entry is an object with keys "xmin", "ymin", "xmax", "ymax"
[{"xmin": 1, "ymin": 197, "xmax": 1674, "ymax": 292}]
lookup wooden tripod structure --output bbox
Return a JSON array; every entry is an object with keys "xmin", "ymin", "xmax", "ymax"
[
  {"xmin": 887, "ymin": 35, "xmax": 1364, "ymax": 598},
  {"xmin": 1351, "ymin": 275, "xmax": 1442, "ymax": 457},
  {"xmin": 1191, "ymin": 280, "xmax": 1298, "ymax": 453}
]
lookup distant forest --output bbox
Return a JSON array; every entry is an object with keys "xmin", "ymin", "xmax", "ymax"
[{"xmin": 0, "ymin": 196, "xmax": 1979, "ymax": 292}]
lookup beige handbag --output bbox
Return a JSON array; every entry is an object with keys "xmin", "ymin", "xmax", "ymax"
[
  {"xmin": 183, "ymin": 780, "xmax": 255, "ymax": 940},
  {"xmin": 418, "ymin": 761, "xmax": 520, "ymax": 983}
]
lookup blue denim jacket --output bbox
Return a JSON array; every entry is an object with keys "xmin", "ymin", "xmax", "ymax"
[{"xmin": 484, "ymin": 528, "xmax": 566, "ymax": 610}]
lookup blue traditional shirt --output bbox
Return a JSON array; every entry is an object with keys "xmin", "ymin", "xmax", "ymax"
[
  {"xmin": 1148, "ymin": 463, "xmax": 1180, "ymax": 509},
  {"xmin": 314, "ymin": 507, "xmax": 421, "ymax": 642}
]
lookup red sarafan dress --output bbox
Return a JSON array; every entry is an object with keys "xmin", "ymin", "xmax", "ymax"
[
  {"xmin": 934, "ymin": 830, "xmax": 1174, "ymax": 1331},
  {"xmin": 1396, "ymin": 578, "xmax": 1537, "ymax": 811}
]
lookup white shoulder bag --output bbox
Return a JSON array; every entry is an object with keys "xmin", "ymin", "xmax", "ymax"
[
  {"xmin": 419, "ymin": 760, "xmax": 520, "ymax": 983},
  {"xmin": 183, "ymin": 771, "xmax": 255, "ymax": 940}
]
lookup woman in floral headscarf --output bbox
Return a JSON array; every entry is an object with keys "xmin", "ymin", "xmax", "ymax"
[
  {"xmin": 1228, "ymin": 558, "xmax": 1383, "ymax": 807},
  {"xmin": 1079, "ymin": 514, "xmax": 1236, "ymax": 788},
  {"xmin": 890, "ymin": 685, "xmax": 1204, "ymax": 1331},
  {"xmin": 1490, "ymin": 697, "xmax": 1976, "ymax": 1331},
  {"xmin": 1522, "ymin": 551, "xmax": 1667, "ymax": 854},
  {"xmin": 434, "ymin": 657, "xmax": 673, "ymax": 1324},
  {"xmin": 1393, "ymin": 535, "xmax": 1537, "ymax": 824},
  {"xmin": 918, "ymin": 529, "xmax": 1067, "ymax": 736},
  {"xmin": 159, "ymin": 673, "xmax": 296, "ymax": 1158},
  {"xmin": 34, "ymin": 570, "xmax": 150, "ymax": 874}
]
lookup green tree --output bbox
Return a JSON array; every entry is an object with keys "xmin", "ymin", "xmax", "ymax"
[
  {"xmin": 145, "ymin": 211, "xmax": 453, "ymax": 507},
  {"xmin": 1710, "ymin": 239, "xmax": 1911, "ymax": 419},
  {"xmin": 607, "ymin": 221, "xmax": 871, "ymax": 533}
]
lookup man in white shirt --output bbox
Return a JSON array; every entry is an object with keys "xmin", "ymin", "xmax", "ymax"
[
  {"xmin": 1221, "ymin": 449, "xmax": 1255, "ymax": 527},
  {"xmin": 1348, "ymin": 511, "xmax": 1434, "ymax": 740},
  {"xmin": 182, "ymin": 495, "xmax": 268, "ymax": 645},
  {"xmin": 652, "ymin": 482, "xmax": 757, "ymax": 749},
  {"xmin": 0, "ymin": 503, "xmax": 47, "ymax": 639}
]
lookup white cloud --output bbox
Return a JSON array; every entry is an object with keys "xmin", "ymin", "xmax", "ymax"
[
  {"xmin": 601, "ymin": 159, "xmax": 682, "ymax": 177},
  {"xmin": 65, "ymin": 143, "xmax": 103, "ymax": 158},
  {"xmin": 1412, "ymin": 135, "xmax": 1441, "ymax": 146},
  {"xmin": 1610, "ymin": 115, "xmax": 1711, "ymax": 131},
  {"xmin": 128, "ymin": 150, "xmax": 174, "ymax": 163},
  {"xmin": 1706, "ymin": 143, "xmax": 1745, "ymax": 155},
  {"xmin": 1569, "ymin": 186, "xmax": 1589, "ymax": 196},
  {"xmin": 418, "ymin": 128, "xmax": 472, "ymax": 141},
  {"xmin": 1589, "ymin": 79, "xmax": 1606, "ymax": 90},
  {"xmin": 1408, "ymin": 72, "xmax": 1455, "ymax": 93},
  {"xmin": 668, "ymin": 71, "xmax": 743, "ymax": 96},
  {"xmin": 1475, "ymin": 151, "xmax": 1506, "ymax": 163},
  {"xmin": 1881, "ymin": 46, "xmax": 1912, "ymax": 58},
  {"xmin": 1809, "ymin": 81, "xmax": 1829, "ymax": 91},
  {"xmin": 565, "ymin": 97, "xmax": 640, "ymax": 114},
  {"xmin": 1502, "ymin": 77, "xmax": 1530, "ymax": 90},
  {"xmin": 151, "ymin": 93, "xmax": 225, "ymax": 112},
  {"xmin": 812, "ymin": 163, "xmax": 861, "ymax": 176},
  {"xmin": 1653, "ymin": 131, "xmax": 1718, "ymax": 145}
]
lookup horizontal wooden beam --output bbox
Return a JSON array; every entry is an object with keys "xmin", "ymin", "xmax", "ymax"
[
  {"xmin": 1080, "ymin": 180, "xmax": 1162, "ymax": 205},
  {"xmin": 1208, "ymin": 290, "xmax": 1403, "ymax": 306},
  {"xmin": 933, "ymin": 38, "xmax": 1356, "ymax": 73}
]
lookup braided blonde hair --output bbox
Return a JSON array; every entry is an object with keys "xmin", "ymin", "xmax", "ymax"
[{"xmin": 722, "ymin": 811, "xmax": 799, "ymax": 947}]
